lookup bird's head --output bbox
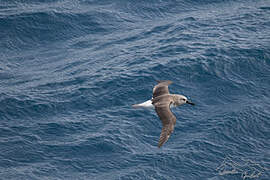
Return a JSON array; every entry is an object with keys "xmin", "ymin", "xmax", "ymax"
[{"xmin": 173, "ymin": 95, "xmax": 195, "ymax": 106}]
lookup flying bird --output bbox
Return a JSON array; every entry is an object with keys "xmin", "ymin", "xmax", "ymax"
[{"xmin": 132, "ymin": 80, "xmax": 195, "ymax": 148}]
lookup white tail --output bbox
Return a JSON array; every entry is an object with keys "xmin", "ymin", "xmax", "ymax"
[{"xmin": 132, "ymin": 100, "xmax": 154, "ymax": 108}]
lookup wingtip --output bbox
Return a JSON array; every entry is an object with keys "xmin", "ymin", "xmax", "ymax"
[
  {"xmin": 156, "ymin": 80, "xmax": 173, "ymax": 84},
  {"xmin": 158, "ymin": 142, "xmax": 164, "ymax": 148}
]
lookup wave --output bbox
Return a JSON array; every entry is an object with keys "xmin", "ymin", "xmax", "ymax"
[{"xmin": 1, "ymin": 0, "xmax": 270, "ymax": 179}]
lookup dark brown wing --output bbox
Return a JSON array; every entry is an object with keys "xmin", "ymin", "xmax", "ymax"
[
  {"xmin": 158, "ymin": 122, "xmax": 175, "ymax": 148},
  {"xmin": 153, "ymin": 96, "xmax": 176, "ymax": 148},
  {"xmin": 152, "ymin": 80, "xmax": 173, "ymax": 98}
]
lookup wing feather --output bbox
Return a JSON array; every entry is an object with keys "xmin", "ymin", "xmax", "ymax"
[
  {"xmin": 152, "ymin": 80, "xmax": 173, "ymax": 98},
  {"xmin": 153, "ymin": 96, "xmax": 176, "ymax": 148}
]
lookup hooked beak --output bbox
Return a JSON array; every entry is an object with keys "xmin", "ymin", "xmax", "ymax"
[{"xmin": 186, "ymin": 100, "xmax": 195, "ymax": 105}]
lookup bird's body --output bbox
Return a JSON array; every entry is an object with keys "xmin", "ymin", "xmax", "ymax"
[{"xmin": 132, "ymin": 80, "xmax": 195, "ymax": 148}]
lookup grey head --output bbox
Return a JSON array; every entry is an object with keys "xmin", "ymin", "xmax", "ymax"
[{"xmin": 172, "ymin": 94, "xmax": 195, "ymax": 107}]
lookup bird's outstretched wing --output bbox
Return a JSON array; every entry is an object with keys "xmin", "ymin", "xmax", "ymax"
[
  {"xmin": 153, "ymin": 96, "xmax": 176, "ymax": 148},
  {"xmin": 152, "ymin": 80, "xmax": 173, "ymax": 98}
]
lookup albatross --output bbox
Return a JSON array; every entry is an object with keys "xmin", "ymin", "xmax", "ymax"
[{"xmin": 132, "ymin": 80, "xmax": 195, "ymax": 148}]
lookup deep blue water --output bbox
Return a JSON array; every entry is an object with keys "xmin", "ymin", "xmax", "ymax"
[{"xmin": 1, "ymin": 0, "xmax": 270, "ymax": 179}]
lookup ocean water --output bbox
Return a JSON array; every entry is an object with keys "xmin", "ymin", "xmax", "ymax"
[{"xmin": 0, "ymin": 0, "xmax": 270, "ymax": 179}]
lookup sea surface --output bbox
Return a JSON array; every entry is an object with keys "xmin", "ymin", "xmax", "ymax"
[{"xmin": 0, "ymin": 0, "xmax": 270, "ymax": 179}]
